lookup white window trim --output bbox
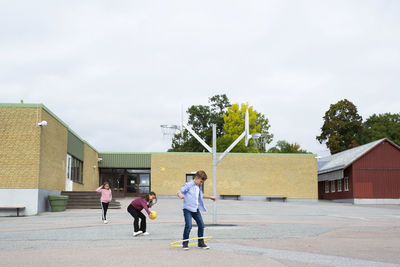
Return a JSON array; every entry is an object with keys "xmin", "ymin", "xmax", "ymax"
[
  {"xmin": 337, "ymin": 179, "xmax": 342, "ymax": 192},
  {"xmin": 331, "ymin": 180, "xmax": 336, "ymax": 193},
  {"xmin": 325, "ymin": 181, "xmax": 329, "ymax": 193},
  {"xmin": 344, "ymin": 177, "xmax": 349, "ymax": 191}
]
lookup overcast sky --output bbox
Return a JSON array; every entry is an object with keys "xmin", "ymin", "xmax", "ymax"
[{"xmin": 1, "ymin": 1, "xmax": 399, "ymax": 156}]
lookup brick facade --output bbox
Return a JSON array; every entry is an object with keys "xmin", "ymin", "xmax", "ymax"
[
  {"xmin": 38, "ymin": 109, "xmax": 69, "ymax": 191},
  {"xmin": 151, "ymin": 153, "xmax": 318, "ymax": 199},
  {"xmin": 0, "ymin": 107, "xmax": 41, "ymax": 188}
]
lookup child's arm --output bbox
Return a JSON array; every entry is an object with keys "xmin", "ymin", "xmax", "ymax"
[
  {"xmin": 96, "ymin": 186, "xmax": 103, "ymax": 192},
  {"xmin": 203, "ymin": 194, "xmax": 217, "ymax": 201},
  {"xmin": 142, "ymin": 199, "xmax": 151, "ymax": 215},
  {"xmin": 177, "ymin": 182, "xmax": 190, "ymax": 199}
]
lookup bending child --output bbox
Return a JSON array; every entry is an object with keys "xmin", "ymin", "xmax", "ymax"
[
  {"xmin": 127, "ymin": 192, "xmax": 157, "ymax": 236},
  {"xmin": 177, "ymin": 170, "xmax": 216, "ymax": 250}
]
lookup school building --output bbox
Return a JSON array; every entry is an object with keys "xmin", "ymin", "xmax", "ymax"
[{"xmin": 0, "ymin": 103, "xmax": 318, "ymax": 216}]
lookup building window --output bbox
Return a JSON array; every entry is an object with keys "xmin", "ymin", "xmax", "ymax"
[
  {"xmin": 344, "ymin": 177, "xmax": 349, "ymax": 191},
  {"xmin": 331, "ymin": 180, "xmax": 336, "ymax": 193},
  {"xmin": 186, "ymin": 173, "xmax": 203, "ymax": 192},
  {"xmin": 186, "ymin": 174, "xmax": 195, "ymax": 183},
  {"xmin": 337, "ymin": 179, "xmax": 342, "ymax": 192},
  {"xmin": 70, "ymin": 155, "xmax": 83, "ymax": 184},
  {"xmin": 325, "ymin": 181, "xmax": 329, "ymax": 193}
]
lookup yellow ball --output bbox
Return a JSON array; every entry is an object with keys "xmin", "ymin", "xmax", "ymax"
[{"xmin": 149, "ymin": 211, "xmax": 157, "ymax": 220}]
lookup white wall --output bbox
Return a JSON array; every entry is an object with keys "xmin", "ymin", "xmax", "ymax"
[
  {"xmin": 38, "ymin": 189, "xmax": 60, "ymax": 213},
  {"xmin": 353, "ymin": 198, "xmax": 400, "ymax": 204},
  {"xmin": 0, "ymin": 189, "xmax": 39, "ymax": 216}
]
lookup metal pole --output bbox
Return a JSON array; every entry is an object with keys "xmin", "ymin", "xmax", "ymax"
[
  {"xmin": 212, "ymin": 124, "xmax": 217, "ymax": 224},
  {"xmin": 183, "ymin": 123, "xmax": 212, "ymax": 153}
]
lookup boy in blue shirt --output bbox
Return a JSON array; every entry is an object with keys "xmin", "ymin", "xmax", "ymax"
[{"xmin": 177, "ymin": 170, "xmax": 216, "ymax": 250}]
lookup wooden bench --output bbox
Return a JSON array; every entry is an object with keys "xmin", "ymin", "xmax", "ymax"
[
  {"xmin": 266, "ymin": 196, "xmax": 287, "ymax": 202},
  {"xmin": 0, "ymin": 206, "xmax": 25, "ymax": 216},
  {"xmin": 220, "ymin": 195, "xmax": 241, "ymax": 200}
]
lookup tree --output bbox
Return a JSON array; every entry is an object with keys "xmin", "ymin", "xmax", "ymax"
[
  {"xmin": 217, "ymin": 103, "xmax": 273, "ymax": 153},
  {"xmin": 267, "ymin": 140, "xmax": 310, "ymax": 153},
  {"xmin": 316, "ymin": 99, "xmax": 362, "ymax": 154},
  {"xmin": 169, "ymin": 94, "xmax": 231, "ymax": 152},
  {"xmin": 357, "ymin": 113, "xmax": 400, "ymax": 146}
]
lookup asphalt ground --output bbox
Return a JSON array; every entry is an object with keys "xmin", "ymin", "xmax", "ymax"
[{"xmin": 1, "ymin": 198, "xmax": 400, "ymax": 267}]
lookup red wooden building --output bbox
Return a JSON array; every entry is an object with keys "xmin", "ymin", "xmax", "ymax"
[{"xmin": 317, "ymin": 138, "xmax": 400, "ymax": 204}]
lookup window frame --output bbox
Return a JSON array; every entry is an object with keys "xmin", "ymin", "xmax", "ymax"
[
  {"xmin": 69, "ymin": 154, "xmax": 83, "ymax": 184},
  {"xmin": 331, "ymin": 180, "xmax": 336, "ymax": 193},
  {"xmin": 186, "ymin": 173, "xmax": 204, "ymax": 192},
  {"xmin": 324, "ymin": 180, "xmax": 330, "ymax": 193},
  {"xmin": 337, "ymin": 179, "xmax": 342, "ymax": 192},
  {"xmin": 344, "ymin": 177, "xmax": 349, "ymax": 191}
]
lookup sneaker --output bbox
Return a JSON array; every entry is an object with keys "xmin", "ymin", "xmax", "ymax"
[
  {"xmin": 103, "ymin": 220, "xmax": 108, "ymax": 224},
  {"xmin": 182, "ymin": 241, "xmax": 189, "ymax": 250},
  {"xmin": 142, "ymin": 232, "xmax": 150, "ymax": 236},
  {"xmin": 198, "ymin": 241, "xmax": 209, "ymax": 249},
  {"xmin": 133, "ymin": 231, "xmax": 143, "ymax": 237}
]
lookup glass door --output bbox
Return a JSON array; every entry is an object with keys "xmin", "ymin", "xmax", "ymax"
[
  {"xmin": 100, "ymin": 169, "xmax": 125, "ymax": 197},
  {"xmin": 65, "ymin": 154, "xmax": 73, "ymax": 191},
  {"xmin": 139, "ymin": 174, "xmax": 150, "ymax": 193},
  {"xmin": 127, "ymin": 173, "xmax": 139, "ymax": 194}
]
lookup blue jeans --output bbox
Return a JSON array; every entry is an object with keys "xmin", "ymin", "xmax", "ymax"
[{"xmin": 183, "ymin": 208, "xmax": 204, "ymax": 240}]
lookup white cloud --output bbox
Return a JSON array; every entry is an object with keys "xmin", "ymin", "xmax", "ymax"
[{"xmin": 1, "ymin": 0, "xmax": 399, "ymax": 156}]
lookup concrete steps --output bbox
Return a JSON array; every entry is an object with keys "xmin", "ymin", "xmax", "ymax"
[{"xmin": 61, "ymin": 191, "xmax": 121, "ymax": 209}]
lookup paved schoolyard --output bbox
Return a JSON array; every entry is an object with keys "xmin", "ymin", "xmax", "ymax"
[{"xmin": 1, "ymin": 198, "xmax": 400, "ymax": 267}]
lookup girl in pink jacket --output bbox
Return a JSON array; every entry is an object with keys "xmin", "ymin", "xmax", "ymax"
[{"xmin": 96, "ymin": 182, "xmax": 112, "ymax": 224}]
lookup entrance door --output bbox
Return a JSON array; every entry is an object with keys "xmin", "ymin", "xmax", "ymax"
[
  {"xmin": 126, "ymin": 169, "xmax": 151, "ymax": 196},
  {"xmin": 100, "ymin": 169, "xmax": 125, "ymax": 197},
  {"xmin": 126, "ymin": 173, "xmax": 139, "ymax": 194},
  {"xmin": 65, "ymin": 154, "xmax": 73, "ymax": 191},
  {"xmin": 111, "ymin": 169, "xmax": 125, "ymax": 197},
  {"xmin": 138, "ymin": 173, "xmax": 150, "ymax": 193},
  {"xmin": 99, "ymin": 168, "xmax": 151, "ymax": 197}
]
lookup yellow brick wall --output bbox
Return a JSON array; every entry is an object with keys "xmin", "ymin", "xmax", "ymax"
[
  {"xmin": 151, "ymin": 153, "xmax": 213, "ymax": 195},
  {"xmin": 151, "ymin": 153, "xmax": 318, "ymax": 199},
  {"xmin": 73, "ymin": 143, "xmax": 99, "ymax": 190},
  {"xmin": 0, "ymin": 107, "xmax": 41, "ymax": 188},
  {"xmin": 38, "ymin": 108, "xmax": 69, "ymax": 191}
]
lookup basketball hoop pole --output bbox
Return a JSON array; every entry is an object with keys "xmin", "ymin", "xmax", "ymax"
[{"xmin": 179, "ymin": 110, "xmax": 251, "ymax": 225}]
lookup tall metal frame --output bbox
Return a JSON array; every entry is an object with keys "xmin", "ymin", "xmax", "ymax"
[{"xmin": 161, "ymin": 109, "xmax": 256, "ymax": 224}]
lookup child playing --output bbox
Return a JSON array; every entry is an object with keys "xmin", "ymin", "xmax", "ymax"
[
  {"xmin": 96, "ymin": 182, "xmax": 112, "ymax": 224},
  {"xmin": 177, "ymin": 170, "xmax": 216, "ymax": 250},
  {"xmin": 127, "ymin": 192, "xmax": 157, "ymax": 236}
]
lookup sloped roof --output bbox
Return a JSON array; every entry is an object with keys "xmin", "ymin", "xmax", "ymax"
[{"xmin": 317, "ymin": 138, "xmax": 394, "ymax": 174}]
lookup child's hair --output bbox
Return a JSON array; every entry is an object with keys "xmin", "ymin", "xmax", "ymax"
[
  {"xmin": 145, "ymin": 192, "xmax": 156, "ymax": 201},
  {"xmin": 102, "ymin": 182, "xmax": 110, "ymax": 189},
  {"xmin": 195, "ymin": 170, "xmax": 207, "ymax": 181},
  {"xmin": 146, "ymin": 192, "xmax": 157, "ymax": 208}
]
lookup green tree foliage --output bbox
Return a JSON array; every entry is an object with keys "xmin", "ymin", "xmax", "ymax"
[
  {"xmin": 169, "ymin": 94, "xmax": 231, "ymax": 152},
  {"xmin": 357, "ymin": 113, "xmax": 400, "ymax": 146},
  {"xmin": 316, "ymin": 99, "xmax": 362, "ymax": 154},
  {"xmin": 218, "ymin": 103, "xmax": 273, "ymax": 153},
  {"xmin": 267, "ymin": 140, "xmax": 310, "ymax": 153}
]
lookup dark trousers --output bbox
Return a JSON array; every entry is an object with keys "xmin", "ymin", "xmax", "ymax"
[
  {"xmin": 127, "ymin": 204, "xmax": 146, "ymax": 232},
  {"xmin": 183, "ymin": 208, "xmax": 204, "ymax": 241},
  {"xmin": 101, "ymin": 202, "xmax": 109, "ymax": 220}
]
